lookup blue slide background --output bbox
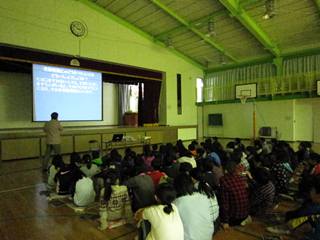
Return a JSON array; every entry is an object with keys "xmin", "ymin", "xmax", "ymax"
[{"xmin": 33, "ymin": 64, "xmax": 102, "ymax": 121}]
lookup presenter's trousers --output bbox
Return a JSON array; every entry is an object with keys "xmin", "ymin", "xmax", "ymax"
[{"xmin": 43, "ymin": 144, "xmax": 61, "ymax": 170}]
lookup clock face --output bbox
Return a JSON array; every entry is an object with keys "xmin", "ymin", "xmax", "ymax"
[{"xmin": 70, "ymin": 21, "xmax": 87, "ymax": 37}]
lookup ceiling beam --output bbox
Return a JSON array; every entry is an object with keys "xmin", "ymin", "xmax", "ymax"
[
  {"xmin": 206, "ymin": 56, "xmax": 273, "ymax": 72},
  {"xmin": 315, "ymin": 0, "xmax": 320, "ymax": 11},
  {"xmin": 78, "ymin": 0, "xmax": 206, "ymax": 70},
  {"xmin": 155, "ymin": 10, "xmax": 227, "ymax": 40},
  {"xmin": 240, "ymin": 0, "xmax": 264, "ymax": 7},
  {"xmin": 150, "ymin": 0, "xmax": 239, "ymax": 62},
  {"xmin": 218, "ymin": 0, "xmax": 281, "ymax": 57}
]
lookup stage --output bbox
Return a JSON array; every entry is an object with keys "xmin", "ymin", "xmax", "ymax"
[{"xmin": 0, "ymin": 125, "xmax": 197, "ymax": 161}]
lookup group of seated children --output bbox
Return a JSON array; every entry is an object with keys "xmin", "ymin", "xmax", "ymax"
[{"xmin": 46, "ymin": 138, "xmax": 320, "ymax": 239}]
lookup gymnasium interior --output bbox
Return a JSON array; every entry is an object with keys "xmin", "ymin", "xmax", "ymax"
[{"xmin": 1, "ymin": 0, "xmax": 320, "ymax": 239}]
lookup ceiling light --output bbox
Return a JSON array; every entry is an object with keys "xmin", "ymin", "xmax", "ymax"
[
  {"xmin": 206, "ymin": 18, "xmax": 216, "ymax": 37},
  {"xmin": 165, "ymin": 37, "xmax": 174, "ymax": 48},
  {"xmin": 263, "ymin": 0, "xmax": 275, "ymax": 20},
  {"xmin": 220, "ymin": 54, "xmax": 227, "ymax": 65},
  {"xmin": 202, "ymin": 59, "xmax": 209, "ymax": 68}
]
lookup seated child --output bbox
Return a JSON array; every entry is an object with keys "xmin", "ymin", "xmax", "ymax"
[
  {"xmin": 135, "ymin": 183, "xmax": 184, "ymax": 240},
  {"xmin": 188, "ymin": 144, "xmax": 197, "ymax": 157},
  {"xmin": 125, "ymin": 168, "xmax": 155, "ymax": 212},
  {"xmin": 80, "ymin": 154, "xmax": 101, "ymax": 178},
  {"xmin": 310, "ymin": 153, "xmax": 320, "ymax": 176},
  {"xmin": 270, "ymin": 151, "xmax": 293, "ymax": 194},
  {"xmin": 99, "ymin": 169, "xmax": 132, "ymax": 230},
  {"xmin": 173, "ymin": 174, "xmax": 219, "ymax": 240},
  {"xmin": 142, "ymin": 144, "xmax": 155, "ymax": 171},
  {"xmin": 73, "ymin": 173, "xmax": 96, "ymax": 207},
  {"xmin": 250, "ymin": 167, "xmax": 275, "ymax": 216},
  {"xmin": 146, "ymin": 159, "xmax": 167, "ymax": 187},
  {"xmin": 55, "ymin": 159, "xmax": 81, "ymax": 195},
  {"xmin": 47, "ymin": 155, "xmax": 64, "ymax": 191},
  {"xmin": 219, "ymin": 160, "xmax": 250, "ymax": 229},
  {"xmin": 268, "ymin": 175, "xmax": 320, "ymax": 239},
  {"xmin": 70, "ymin": 152, "xmax": 81, "ymax": 168},
  {"xmin": 92, "ymin": 151, "xmax": 103, "ymax": 166}
]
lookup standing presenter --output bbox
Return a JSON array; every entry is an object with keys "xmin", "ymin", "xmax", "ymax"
[{"xmin": 43, "ymin": 112, "xmax": 63, "ymax": 171}]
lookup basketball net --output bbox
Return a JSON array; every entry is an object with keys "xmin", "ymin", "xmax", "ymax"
[{"xmin": 240, "ymin": 96, "xmax": 248, "ymax": 104}]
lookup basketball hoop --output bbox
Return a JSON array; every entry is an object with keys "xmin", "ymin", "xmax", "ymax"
[
  {"xmin": 236, "ymin": 83, "xmax": 256, "ymax": 104},
  {"xmin": 240, "ymin": 95, "xmax": 248, "ymax": 104}
]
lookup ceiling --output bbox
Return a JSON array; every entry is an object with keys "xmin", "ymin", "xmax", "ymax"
[{"xmin": 89, "ymin": 0, "xmax": 320, "ymax": 71}]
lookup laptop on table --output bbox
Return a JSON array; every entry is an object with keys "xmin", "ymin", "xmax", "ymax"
[{"xmin": 112, "ymin": 134, "xmax": 123, "ymax": 142}]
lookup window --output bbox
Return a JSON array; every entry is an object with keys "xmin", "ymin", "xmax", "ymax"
[{"xmin": 196, "ymin": 78, "xmax": 203, "ymax": 103}]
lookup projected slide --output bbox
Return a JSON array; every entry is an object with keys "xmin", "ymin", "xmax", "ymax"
[{"xmin": 33, "ymin": 64, "xmax": 102, "ymax": 121}]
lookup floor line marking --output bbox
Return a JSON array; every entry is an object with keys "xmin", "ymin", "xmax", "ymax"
[{"xmin": 0, "ymin": 183, "xmax": 45, "ymax": 194}]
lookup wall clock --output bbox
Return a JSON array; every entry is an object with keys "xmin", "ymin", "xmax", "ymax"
[{"xmin": 70, "ymin": 21, "xmax": 87, "ymax": 37}]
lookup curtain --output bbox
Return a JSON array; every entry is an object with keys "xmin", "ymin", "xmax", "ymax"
[
  {"xmin": 205, "ymin": 63, "xmax": 275, "ymax": 101},
  {"xmin": 119, "ymin": 80, "xmax": 162, "ymax": 126},
  {"xmin": 283, "ymin": 54, "xmax": 320, "ymax": 75},
  {"xmin": 144, "ymin": 81, "xmax": 161, "ymax": 124},
  {"xmin": 138, "ymin": 81, "xmax": 162, "ymax": 126},
  {"xmin": 204, "ymin": 55, "xmax": 320, "ymax": 102},
  {"xmin": 281, "ymin": 54, "xmax": 320, "ymax": 94},
  {"xmin": 118, "ymin": 84, "xmax": 130, "ymax": 125},
  {"xmin": 138, "ymin": 83, "xmax": 144, "ymax": 126}
]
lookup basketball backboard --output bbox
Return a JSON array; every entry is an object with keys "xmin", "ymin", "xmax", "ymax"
[{"xmin": 235, "ymin": 83, "xmax": 257, "ymax": 99}]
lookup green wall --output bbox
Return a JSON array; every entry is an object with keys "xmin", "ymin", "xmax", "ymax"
[
  {"xmin": 199, "ymin": 98, "xmax": 320, "ymax": 142},
  {"xmin": 0, "ymin": 0, "xmax": 203, "ymax": 127}
]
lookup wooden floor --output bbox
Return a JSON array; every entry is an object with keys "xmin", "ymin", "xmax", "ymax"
[{"xmin": 0, "ymin": 159, "xmax": 303, "ymax": 240}]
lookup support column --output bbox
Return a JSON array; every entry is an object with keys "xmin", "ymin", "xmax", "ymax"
[
  {"xmin": 272, "ymin": 57, "xmax": 283, "ymax": 96},
  {"xmin": 273, "ymin": 57, "xmax": 283, "ymax": 76},
  {"xmin": 253, "ymin": 102, "xmax": 256, "ymax": 140}
]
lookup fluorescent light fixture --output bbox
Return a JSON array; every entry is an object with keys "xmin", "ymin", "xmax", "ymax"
[
  {"xmin": 205, "ymin": 18, "xmax": 216, "ymax": 37},
  {"xmin": 165, "ymin": 37, "xmax": 174, "ymax": 48},
  {"xmin": 263, "ymin": 0, "xmax": 275, "ymax": 20}
]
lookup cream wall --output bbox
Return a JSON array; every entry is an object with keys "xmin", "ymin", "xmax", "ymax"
[
  {"xmin": 256, "ymin": 100, "xmax": 294, "ymax": 140},
  {"xmin": 0, "ymin": 0, "xmax": 203, "ymax": 127},
  {"xmin": 203, "ymin": 102, "xmax": 255, "ymax": 139},
  {"xmin": 199, "ymin": 98, "xmax": 320, "ymax": 142},
  {"xmin": 313, "ymin": 101, "xmax": 320, "ymax": 143},
  {"xmin": 0, "ymin": 71, "xmax": 118, "ymax": 128},
  {"xmin": 294, "ymin": 100, "xmax": 313, "ymax": 141}
]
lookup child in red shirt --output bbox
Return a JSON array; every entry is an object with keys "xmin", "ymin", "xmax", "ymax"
[{"xmin": 147, "ymin": 159, "xmax": 167, "ymax": 186}]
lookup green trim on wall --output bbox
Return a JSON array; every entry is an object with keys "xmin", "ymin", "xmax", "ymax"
[
  {"xmin": 218, "ymin": 0, "xmax": 280, "ymax": 57},
  {"xmin": 196, "ymin": 92, "xmax": 319, "ymax": 106},
  {"xmin": 150, "ymin": 0, "xmax": 239, "ymax": 62},
  {"xmin": 78, "ymin": 0, "xmax": 205, "ymax": 70}
]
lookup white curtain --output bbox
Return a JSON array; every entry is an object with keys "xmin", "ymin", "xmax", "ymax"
[
  {"xmin": 204, "ymin": 54, "xmax": 320, "ymax": 102},
  {"xmin": 118, "ymin": 84, "xmax": 130, "ymax": 125},
  {"xmin": 283, "ymin": 54, "xmax": 320, "ymax": 75},
  {"xmin": 281, "ymin": 54, "xmax": 320, "ymax": 93},
  {"xmin": 205, "ymin": 63, "xmax": 275, "ymax": 101}
]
